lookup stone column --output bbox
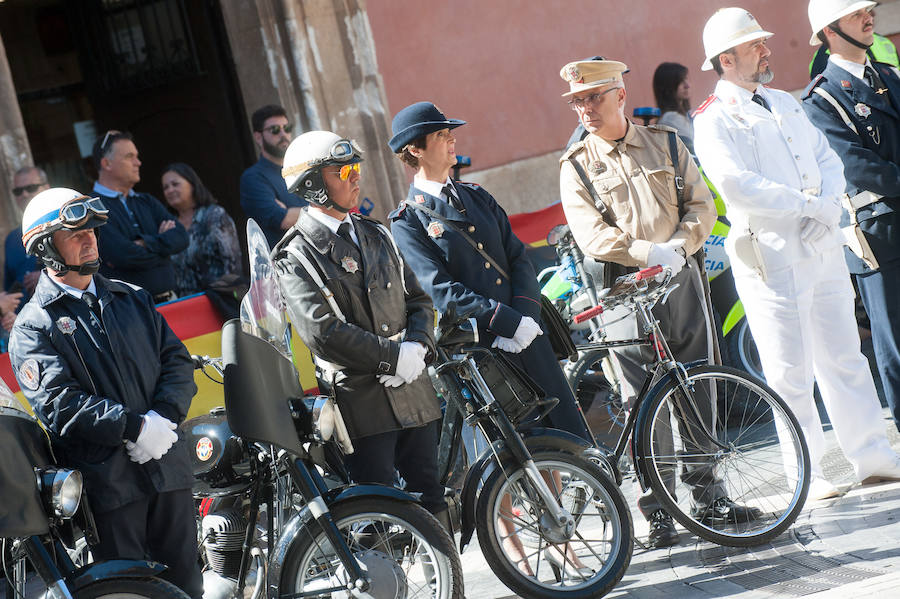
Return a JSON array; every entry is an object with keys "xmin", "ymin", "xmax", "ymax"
[
  {"xmin": 219, "ymin": 0, "xmax": 406, "ymax": 220},
  {"xmin": 0, "ymin": 32, "xmax": 34, "ymax": 267}
]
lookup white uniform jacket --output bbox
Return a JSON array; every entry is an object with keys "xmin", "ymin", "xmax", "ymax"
[{"xmin": 693, "ymin": 80, "xmax": 846, "ymax": 275}]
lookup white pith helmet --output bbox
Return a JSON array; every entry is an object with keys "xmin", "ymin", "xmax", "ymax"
[
  {"xmin": 808, "ymin": 0, "xmax": 877, "ymax": 46},
  {"xmin": 701, "ymin": 7, "xmax": 774, "ymax": 71}
]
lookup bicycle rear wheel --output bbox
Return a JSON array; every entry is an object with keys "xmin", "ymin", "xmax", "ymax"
[{"xmin": 639, "ymin": 365, "xmax": 809, "ymax": 547}]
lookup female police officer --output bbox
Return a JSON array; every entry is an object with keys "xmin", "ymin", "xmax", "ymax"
[
  {"xmin": 387, "ymin": 102, "xmax": 592, "ymax": 577},
  {"xmin": 272, "ymin": 131, "xmax": 450, "ymax": 531}
]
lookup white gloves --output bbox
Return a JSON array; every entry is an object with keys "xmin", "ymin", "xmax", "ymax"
[
  {"xmin": 379, "ymin": 342, "xmax": 427, "ymax": 388},
  {"xmin": 491, "ymin": 316, "xmax": 543, "ymax": 354},
  {"xmin": 647, "ymin": 241, "xmax": 686, "ymax": 275},
  {"xmin": 802, "ymin": 195, "xmax": 842, "ymax": 227},
  {"xmin": 800, "ymin": 218, "xmax": 830, "ymax": 245},
  {"xmin": 128, "ymin": 410, "xmax": 178, "ymax": 463}
]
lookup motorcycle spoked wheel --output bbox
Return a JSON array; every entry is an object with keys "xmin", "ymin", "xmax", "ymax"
[
  {"xmin": 279, "ymin": 497, "xmax": 463, "ymax": 599},
  {"xmin": 74, "ymin": 577, "xmax": 189, "ymax": 599},
  {"xmin": 475, "ymin": 451, "xmax": 632, "ymax": 599}
]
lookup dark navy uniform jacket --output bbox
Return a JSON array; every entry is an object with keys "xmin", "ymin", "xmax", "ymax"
[
  {"xmin": 390, "ymin": 182, "xmax": 588, "ymax": 441},
  {"xmin": 802, "ymin": 60, "xmax": 900, "ymax": 274},
  {"xmin": 9, "ymin": 273, "xmax": 196, "ymax": 513}
]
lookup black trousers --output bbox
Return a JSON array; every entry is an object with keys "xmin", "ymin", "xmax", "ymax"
[
  {"xmin": 91, "ymin": 488, "xmax": 202, "ymax": 599},
  {"xmin": 343, "ymin": 420, "xmax": 447, "ymax": 514}
]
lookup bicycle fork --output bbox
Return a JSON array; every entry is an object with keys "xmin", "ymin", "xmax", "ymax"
[{"xmin": 463, "ymin": 357, "xmax": 576, "ymax": 535}]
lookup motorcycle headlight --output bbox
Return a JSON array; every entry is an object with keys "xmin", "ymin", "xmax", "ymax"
[{"xmin": 37, "ymin": 468, "xmax": 83, "ymax": 518}]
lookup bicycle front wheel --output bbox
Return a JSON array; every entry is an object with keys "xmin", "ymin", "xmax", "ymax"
[{"xmin": 639, "ymin": 365, "xmax": 809, "ymax": 547}]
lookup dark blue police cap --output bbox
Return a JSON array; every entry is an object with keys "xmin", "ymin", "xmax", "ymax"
[{"xmin": 389, "ymin": 102, "xmax": 466, "ymax": 153}]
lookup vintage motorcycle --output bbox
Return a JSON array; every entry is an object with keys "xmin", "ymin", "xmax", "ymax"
[
  {"xmin": 0, "ymin": 397, "xmax": 189, "ymax": 599},
  {"xmin": 182, "ymin": 219, "xmax": 463, "ymax": 599}
]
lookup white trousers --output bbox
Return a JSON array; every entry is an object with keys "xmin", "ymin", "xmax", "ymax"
[{"xmin": 734, "ymin": 247, "xmax": 895, "ymax": 481}]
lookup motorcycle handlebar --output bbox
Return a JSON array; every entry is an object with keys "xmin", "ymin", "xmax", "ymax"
[{"xmin": 635, "ymin": 265, "xmax": 663, "ymax": 280}]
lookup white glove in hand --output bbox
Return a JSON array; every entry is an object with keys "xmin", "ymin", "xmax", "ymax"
[
  {"xmin": 491, "ymin": 335, "xmax": 526, "ymax": 354},
  {"xmin": 800, "ymin": 218, "xmax": 830, "ymax": 245},
  {"xmin": 134, "ymin": 410, "xmax": 178, "ymax": 461},
  {"xmin": 647, "ymin": 243, "xmax": 686, "ymax": 275},
  {"xmin": 511, "ymin": 316, "xmax": 543, "ymax": 351},
  {"xmin": 395, "ymin": 342, "xmax": 427, "ymax": 383},
  {"xmin": 377, "ymin": 374, "xmax": 406, "ymax": 388},
  {"xmin": 802, "ymin": 195, "xmax": 842, "ymax": 227},
  {"xmin": 125, "ymin": 440, "xmax": 153, "ymax": 464}
]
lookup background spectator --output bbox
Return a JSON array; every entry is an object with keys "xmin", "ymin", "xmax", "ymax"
[
  {"xmin": 653, "ymin": 62, "xmax": 694, "ymax": 149},
  {"xmin": 161, "ymin": 163, "xmax": 241, "ymax": 296}
]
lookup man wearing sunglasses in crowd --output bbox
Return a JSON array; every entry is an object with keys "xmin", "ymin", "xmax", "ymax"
[
  {"xmin": 91, "ymin": 131, "xmax": 188, "ymax": 304},
  {"xmin": 2, "ymin": 166, "xmax": 47, "ymax": 329},
  {"xmin": 240, "ymin": 104, "xmax": 307, "ymax": 248}
]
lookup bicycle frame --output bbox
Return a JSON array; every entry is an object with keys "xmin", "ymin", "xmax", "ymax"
[{"xmin": 572, "ymin": 271, "xmax": 732, "ymax": 486}]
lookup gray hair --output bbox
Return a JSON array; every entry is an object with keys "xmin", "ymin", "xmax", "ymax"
[{"xmin": 13, "ymin": 165, "xmax": 48, "ymax": 184}]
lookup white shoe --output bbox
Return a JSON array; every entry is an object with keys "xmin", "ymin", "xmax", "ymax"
[
  {"xmin": 808, "ymin": 477, "xmax": 840, "ymax": 501},
  {"xmin": 859, "ymin": 456, "xmax": 900, "ymax": 485}
]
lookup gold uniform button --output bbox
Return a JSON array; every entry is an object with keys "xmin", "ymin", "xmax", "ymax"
[
  {"xmin": 468, "ymin": 226, "xmax": 476, "ymax": 233},
  {"xmin": 495, "ymin": 278, "xmax": 502, "ymax": 285},
  {"xmin": 485, "ymin": 262, "xmax": 491, "ymax": 269},
  {"xmin": 477, "ymin": 242, "xmax": 484, "ymax": 250}
]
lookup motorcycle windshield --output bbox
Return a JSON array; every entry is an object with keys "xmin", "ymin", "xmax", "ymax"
[
  {"xmin": 240, "ymin": 219, "xmax": 291, "ymax": 357},
  {"xmin": 0, "ymin": 407, "xmax": 51, "ymax": 536}
]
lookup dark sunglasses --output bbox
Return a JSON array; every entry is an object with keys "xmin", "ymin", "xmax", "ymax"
[
  {"xmin": 13, "ymin": 183, "xmax": 44, "ymax": 196},
  {"xmin": 263, "ymin": 124, "xmax": 293, "ymax": 135}
]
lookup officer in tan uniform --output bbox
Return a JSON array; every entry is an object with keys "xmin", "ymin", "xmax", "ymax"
[{"xmin": 558, "ymin": 58, "xmax": 760, "ymax": 547}]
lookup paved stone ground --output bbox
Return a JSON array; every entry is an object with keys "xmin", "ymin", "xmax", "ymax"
[{"xmin": 457, "ymin": 410, "xmax": 900, "ymax": 599}]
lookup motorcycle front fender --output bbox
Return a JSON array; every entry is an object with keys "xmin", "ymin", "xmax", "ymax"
[
  {"xmin": 458, "ymin": 427, "xmax": 592, "ymax": 552},
  {"xmin": 266, "ymin": 484, "xmax": 419, "ymax": 597},
  {"xmin": 67, "ymin": 559, "xmax": 166, "ymax": 591}
]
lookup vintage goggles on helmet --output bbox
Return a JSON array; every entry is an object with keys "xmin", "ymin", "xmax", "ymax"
[{"xmin": 56, "ymin": 196, "xmax": 109, "ymax": 228}]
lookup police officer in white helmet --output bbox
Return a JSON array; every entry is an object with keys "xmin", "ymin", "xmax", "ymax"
[
  {"xmin": 693, "ymin": 7, "xmax": 900, "ymax": 501},
  {"xmin": 272, "ymin": 131, "xmax": 451, "ymax": 531},
  {"xmin": 10, "ymin": 188, "xmax": 202, "ymax": 598}
]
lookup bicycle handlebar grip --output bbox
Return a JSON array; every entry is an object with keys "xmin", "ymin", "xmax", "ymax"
[
  {"xmin": 635, "ymin": 265, "xmax": 663, "ymax": 280},
  {"xmin": 573, "ymin": 304, "xmax": 604, "ymax": 324}
]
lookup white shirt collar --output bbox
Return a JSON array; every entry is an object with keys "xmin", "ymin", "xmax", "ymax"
[
  {"xmin": 713, "ymin": 79, "xmax": 773, "ymax": 108},
  {"xmin": 413, "ymin": 176, "xmax": 456, "ymax": 201},
  {"xmin": 828, "ymin": 54, "xmax": 870, "ymax": 84},
  {"xmin": 306, "ymin": 208, "xmax": 358, "ymax": 245},
  {"xmin": 54, "ymin": 277, "xmax": 98, "ymax": 300}
]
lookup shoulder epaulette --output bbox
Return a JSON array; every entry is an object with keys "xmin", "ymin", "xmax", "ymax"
[
  {"xmin": 691, "ymin": 95, "xmax": 717, "ymax": 117},
  {"xmin": 647, "ymin": 123, "xmax": 677, "ymax": 134},
  {"xmin": 803, "ymin": 74, "xmax": 825, "ymax": 99},
  {"xmin": 351, "ymin": 212, "xmax": 383, "ymax": 226},
  {"xmin": 387, "ymin": 203, "xmax": 407, "ymax": 220},
  {"xmin": 560, "ymin": 141, "xmax": 586, "ymax": 161},
  {"xmin": 455, "ymin": 180, "xmax": 481, "ymax": 189}
]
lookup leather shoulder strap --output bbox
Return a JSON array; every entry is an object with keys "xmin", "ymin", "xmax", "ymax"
[{"xmin": 566, "ymin": 157, "xmax": 616, "ymax": 227}]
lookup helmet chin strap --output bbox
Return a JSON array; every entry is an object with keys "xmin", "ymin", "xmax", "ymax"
[{"xmin": 831, "ymin": 23, "xmax": 872, "ymax": 51}]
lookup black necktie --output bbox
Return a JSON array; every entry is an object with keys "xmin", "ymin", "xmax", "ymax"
[
  {"xmin": 865, "ymin": 65, "xmax": 886, "ymax": 92},
  {"xmin": 751, "ymin": 93, "xmax": 771, "ymax": 112},
  {"xmin": 336, "ymin": 222, "xmax": 355, "ymax": 246},
  {"xmin": 82, "ymin": 291, "xmax": 102, "ymax": 322},
  {"xmin": 442, "ymin": 184, "xmax": 465, "ymax": 214}
]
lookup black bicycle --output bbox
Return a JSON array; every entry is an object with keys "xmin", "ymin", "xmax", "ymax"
[
  {"xmin": 569, "ymin": 265, "xmax": 810, "ymax": 547},
  {"xmin": 430, "ymin": 309, "xmax": 632, "ymax": 599}
]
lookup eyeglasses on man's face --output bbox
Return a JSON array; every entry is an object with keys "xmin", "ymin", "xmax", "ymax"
[
  {"xmin": 264, "ymin": 124, "xmax": 293, "ymax": 136},
  {"xmin": 568, "ymin": 86, "xmax": 621, "ymax": 111},
  {"xmin": 326, "ymin": 163, "xmax": 361, "ymax": 181},
  {"xmin": 13, "ymin": 183, "xmax": 45, "ymax": 196}
]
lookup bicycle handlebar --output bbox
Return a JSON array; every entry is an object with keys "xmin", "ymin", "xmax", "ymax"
[
  {"xmin": 635, "ymin": 265, "xmax": 663, "ymax": 280},
  {"xmin": 573, "ymin": 304, "xmax": 604, "ymax": 324}
]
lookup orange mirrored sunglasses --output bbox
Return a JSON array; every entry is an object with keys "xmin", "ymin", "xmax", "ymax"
[{"xmin": 338, "ymin": 163, "xmax": 360, "ymax": 181}]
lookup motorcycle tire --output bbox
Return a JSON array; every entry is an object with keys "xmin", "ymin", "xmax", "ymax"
[
  {"xmin": 74, "ymin": 577, "xmax": 189, "ymax": 599},
  {"xmin": 475, "ymin": 450, "xmax": 632, "ymax": 599},
  {"xmin": 279, "ymin": 496, "xmax": 463, "ymax": 599}
]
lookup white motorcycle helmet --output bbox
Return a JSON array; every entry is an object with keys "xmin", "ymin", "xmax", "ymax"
[
  {"xmin": 22, "ymin": 187, "xmax": 108, "ymax": 274},
  {"xmin": 701, "ymin": 7, "xmax": 773, "ymax": 71},
  {"xmin": 808, "ymin": 0, "xmax": 877, "ymax": 46},
  {"xmin": 281, "ymin": 131, "xmax": 363, "ymax": 212}
]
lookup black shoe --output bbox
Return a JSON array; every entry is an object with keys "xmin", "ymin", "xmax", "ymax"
[
  {"xmin": 691, "ymin": 497, "xmax": 762, "ymax": 525},
  {"xmin": 647, "ymin": 510, "xmax": 679, "ymax": 549}
]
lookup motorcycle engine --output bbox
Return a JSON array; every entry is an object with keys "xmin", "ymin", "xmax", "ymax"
[{"xmin": 201, "ymin": 508, "xmax": 247, "ymax": 579}]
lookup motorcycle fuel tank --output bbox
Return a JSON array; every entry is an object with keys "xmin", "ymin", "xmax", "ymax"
[{"xmin": 183, "ymin": 408, "xmax": 252, "ymax": 497}]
